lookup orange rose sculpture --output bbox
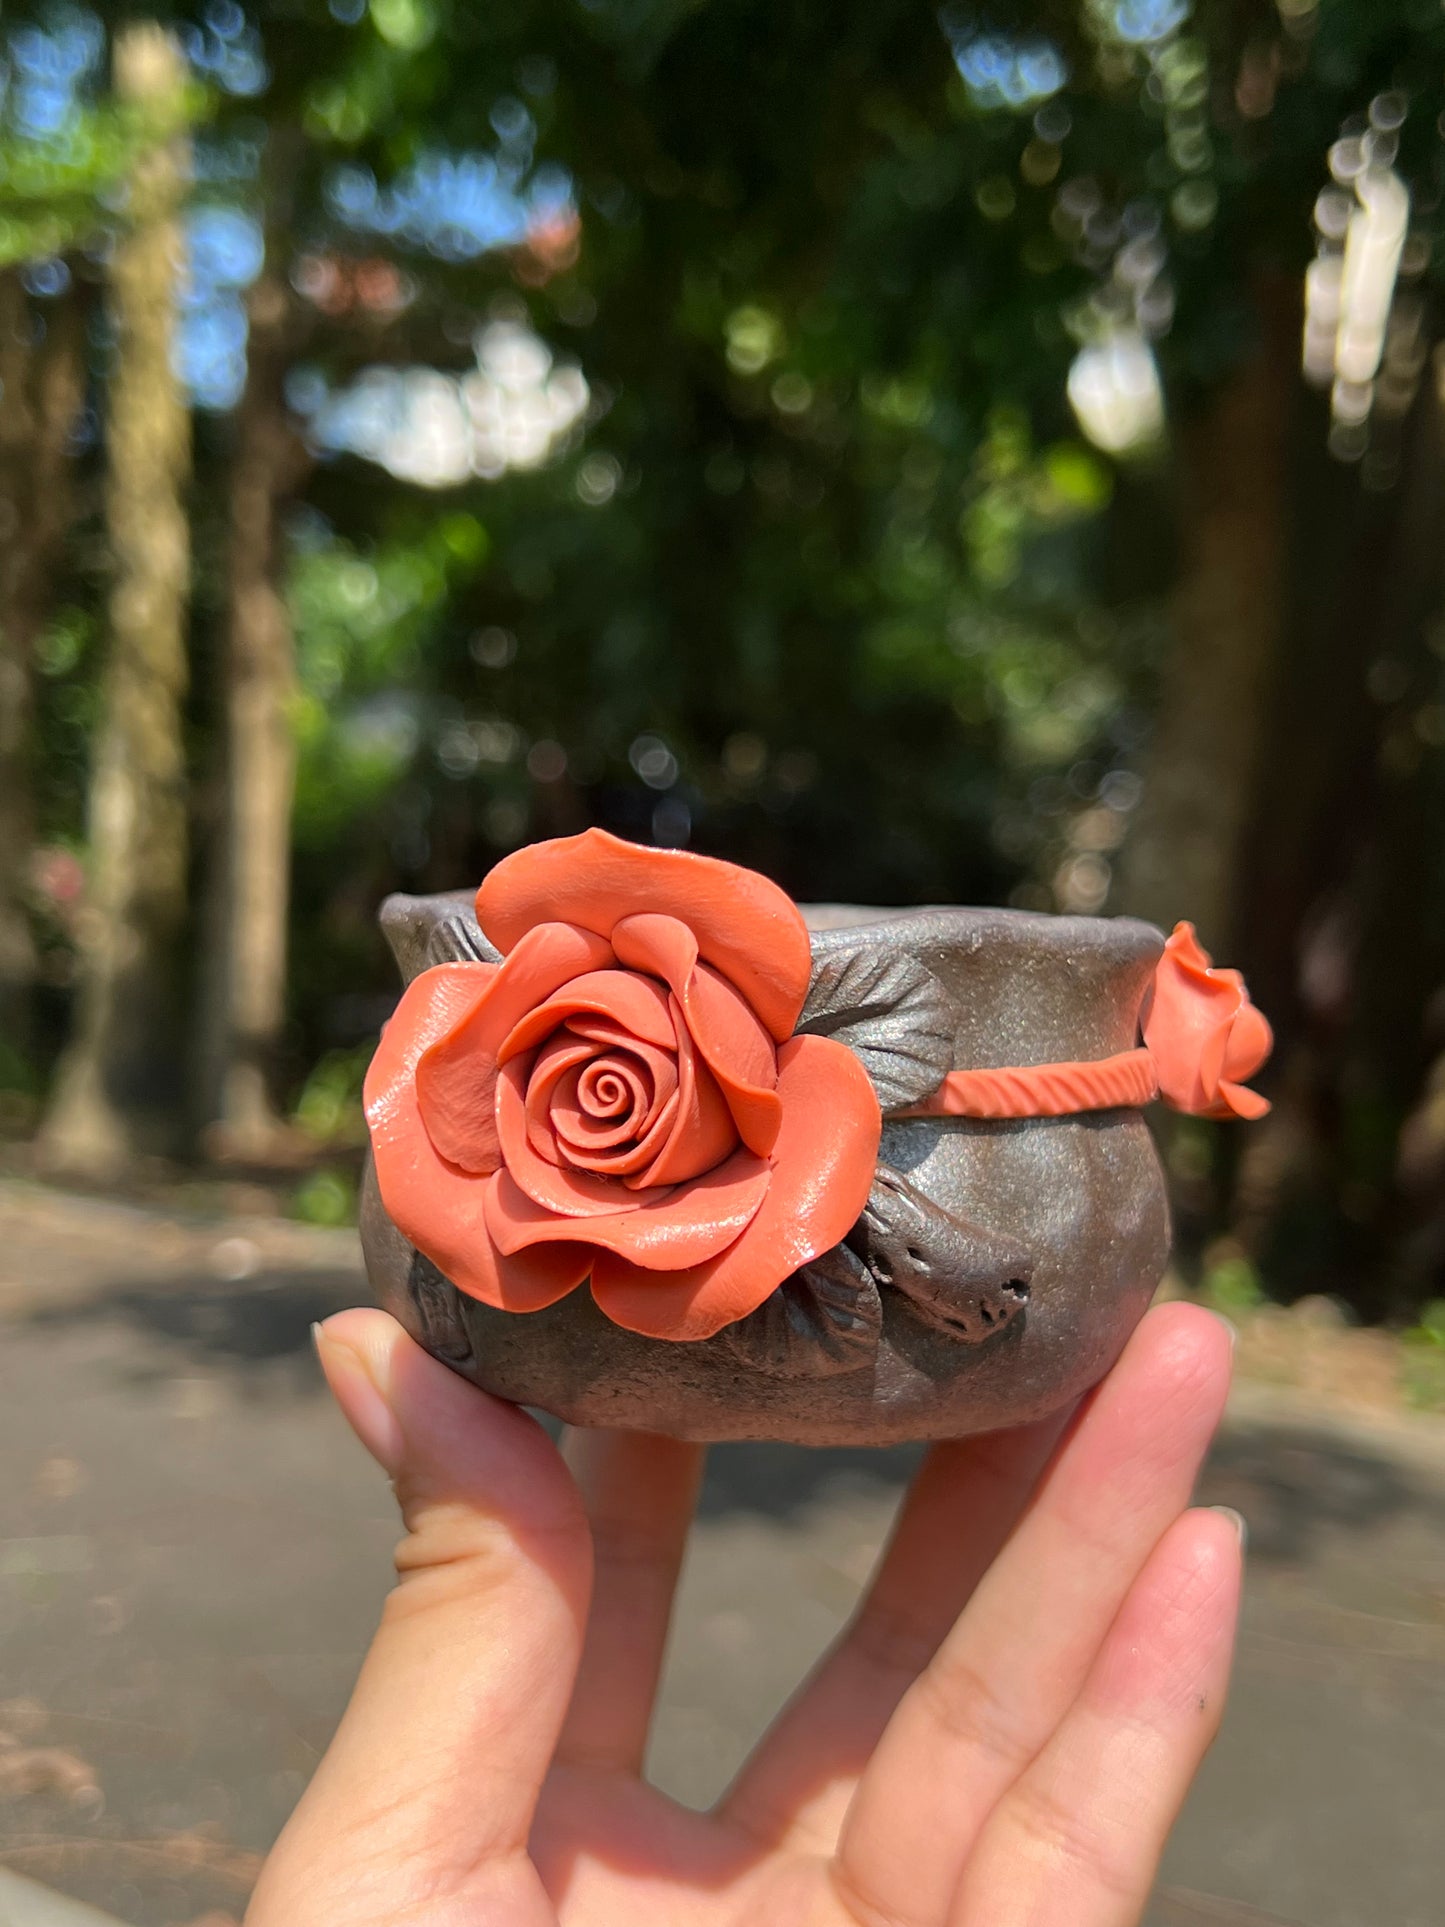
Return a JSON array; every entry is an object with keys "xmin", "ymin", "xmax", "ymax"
[
  {"xmin": 1142, "ymin": 922, "xmax": 1273, "ymax": 1120},
  {"xmin": 364, "ymin": 830, "xmax": 882, "ymax": 1342}
]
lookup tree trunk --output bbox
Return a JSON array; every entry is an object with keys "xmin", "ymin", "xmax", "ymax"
[
  {"xmin": 40, "ymin": 25, "xmax": 192, "ymax": 1177},
  {"xmin": 0, "ymin": 272, "xmax": 87, "ymax": 1056},
  {"xmin": 1115, "ymin": 280, "xmax": 1300, "ymax": 952},
  {"xmin": 1225, "ymin": 356, "xmax": 1445, "ymax": 1316},
  {"xmin": 198, "ymin": 267, "xmax": 310, "ymax": 1159},
  {"xmin": 0, "ymin": 270, "xmax": 42, "ymax": 1049}
]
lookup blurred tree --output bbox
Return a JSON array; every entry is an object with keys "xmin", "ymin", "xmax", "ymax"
[
  {"xmin": 41, "ymin": 22, "xmax": 194, "ymax": 1175},
  {"xmin": 0, "ymin": 7, "xmax": 187, "ymax": 1078},
  {"xmin": 197, "ymin": 146, "xmax": 313, "ymax": 1160},
  {"xmin": 1114, "ymin": 279, "xmax": 1299, "ymax": 949},
  {"xmin": 0, "ymin": 270, "xmax": 88, "ymax": 1058},
  {"xmin": 188, "ymin": 7, "xmax": 492, "ymax": 1151}
]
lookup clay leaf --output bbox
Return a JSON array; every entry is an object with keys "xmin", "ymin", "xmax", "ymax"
[
  {"xmin": 381, "ymin": 890, "xmax": 502, "ymax": 982},
  {"xmin": 718, "ymin": 1243, "xmax": 881, "ymax": 1378},
  {"xmin": 427, "ymin": 910, "xmax": 502, "ymax": 969},
  {"xmin": 407, "ymin": 1251, "xmax": 477, "ymax": 1365},
  {"xmin": 797, "ymin": 938, "xmax": 956, "ymax": 1110},
  {"xmin": 849, "ymin": 1164, "xmax": 1033, "ymax": 1345}
]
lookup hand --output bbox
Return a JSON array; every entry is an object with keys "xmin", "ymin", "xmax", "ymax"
[{"xmin": 246, "ymin": 1301, "xmax": 1240, "ymax": 1927}]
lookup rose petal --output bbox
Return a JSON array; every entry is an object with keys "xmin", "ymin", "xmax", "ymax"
[
  {"xmin": 1223, "ymin": 999, "xmax": 1273, "ymax": 1084},
  {"xmin": 415, "ymin": 922, "xmax": 614, "ymax": 1173},
  {"xmin": 484, "ymin": 1146, "xmax": 770, "ymax": 1269},
  {"xmin": 539, "ymin": 1093, "xmax": 685, "ymax": 1180},
  {"xmin": 364, "ymin": 965, "xmax": 590, "ymax": 1311},
  {"xmin": 570, "ymin": 1087, "xmax": 683, "ymax": 1179},
  {"xmin": 1216, "ymin": 1080, "xmax": 1271, "ymax": 1121},
  {"xmin": 505, "ymin": 967, "xmax": 724, "ymax": 1184},
  {"xmin": 1143, "ymin": 922, "xmax": 1255, "ymax": 1114},
  {"xmin": 632, "ymin": 991, "xmax": 738, "ymax": 1187},
  {"xmin": 612, "ymin": 912, "xmax": 782, "ymax": 1157},
  {"xmin": 499, "ymin": 968, "xmax": 676, "ymax": 1063},
  {"xmin": 367, "ymin": 963, "xmax": 496, "ymax": 1132},
  {"xmin": 477, "ymin": 827, "xmax": 812, "ymax": 1041},
  {"xmin": 590, "ymin": 1032, "xmax": 882, "ymax": 1342},
  {"xmin": 1194, "ymin": 1016, "xmax": 1232, "ymax": 1113},
  {"xmin": 522, "ymin": 1033, "xmax": 598, "ymax": 1165},
  {"xmin": 1161, "ymin": 921, "xmax": 1214, "ymax": 978}
]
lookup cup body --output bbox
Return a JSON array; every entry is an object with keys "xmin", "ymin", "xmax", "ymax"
[{"xmin": 361, "ymin": 904, "xmax": 1171, "ymax": 1445}]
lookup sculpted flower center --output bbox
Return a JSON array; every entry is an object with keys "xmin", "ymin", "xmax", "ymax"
[
  {"xmin": 514, "ymin": 972, "xmax": 745, "ymax": 1186},
  {"xmin": 579, "ymin": 1060, "xmax": 640, "ymax": 1119},
  {"xmin": 556, "ymin": 1050, "xmax": 655, "ymax": 1151}
]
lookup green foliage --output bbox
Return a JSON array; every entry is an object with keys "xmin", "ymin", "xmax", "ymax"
[
  {"xmin": 291, "ymin": 1042, "xmax": 371, "ymax": 1147},
  {"xmin": 289, "ymin": 1165, "xmax": 357, "ymax": 1226},
  {"xmin": 1201, "ymin": 1252, "xmax": 1266, "ymax": 1317},
  {"xmin": 0, "ymin": 1035, "xmax": 41, "ymax": 1100},
  {"xmin": 0, "ymin": 70, "xmax": 208, "ymax": 264},
  {"xmin": 289, "ymin": 515, "xmax": 489, "ymax": 850},
  {"xmin": 1402, "ymin": 1300, "xmax": 1445, "ymax": 1411},
  {"xmin": 1410, "ymin": 1299, "xmax": 1445, "ymax": 1345}
]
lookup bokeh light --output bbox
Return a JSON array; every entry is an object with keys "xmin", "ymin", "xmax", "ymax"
[{"xmin": 302, "ymin": 317, "xmax": 589, "ymax": 486}]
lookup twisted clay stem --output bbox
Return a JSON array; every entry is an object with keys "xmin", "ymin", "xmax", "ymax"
[{"xmin": 896, "ymin": 1047, "xmax": 1161, "ymax": 1121}]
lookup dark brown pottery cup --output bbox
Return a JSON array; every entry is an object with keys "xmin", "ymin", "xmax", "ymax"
[{"xmin": 361, "ymin": 897, "xmax": 1170, "ymax": 1446}]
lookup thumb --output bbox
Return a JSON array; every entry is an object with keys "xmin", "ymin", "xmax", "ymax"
[{"xmin": 246, "ymin": 1309, "xmax": 592, "ymax": 1927}]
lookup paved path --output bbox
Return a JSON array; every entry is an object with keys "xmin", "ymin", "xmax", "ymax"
[{"xmin": 1, "ymin": 1182, "xmax": 1442, "ymax": 1927}]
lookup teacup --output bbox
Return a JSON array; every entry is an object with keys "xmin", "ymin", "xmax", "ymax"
[{"xmin": 361, "ymin": 887, "xmax": 1182, "ymax": 1445}]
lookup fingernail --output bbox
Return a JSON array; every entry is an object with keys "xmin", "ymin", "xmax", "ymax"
[
  {"xmin": 313, "ymin": 1320, "xmax": 405, "ymax": 1474},
  {"xmin": 1213, "ymin": 1311, "xmax": 1238, "ymax": 1351},
  {"xmin": 1209, "ymin": 1504, "xmax": 1248, "ymax": 1550}
]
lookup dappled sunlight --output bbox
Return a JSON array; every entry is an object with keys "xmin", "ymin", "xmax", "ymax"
[
  {"xmin": 179, "ymin": 203, "xmax": 264, "ymax": 408},
  {"xmin": 1067, "ymin": 326, "xmax": 1165, "ymax": 456},
  {"xmin": 1303, "ymin": 96, "xmax": 1429, "ymax": 465},
  {"xmin": 4, "ymin": 18, "xmax": 105, "ymax": 141},
  {"xmin": 327, "ymin": 147, "xmax": 573, "ymax": 264},
  {"xmin": 301, "ymin": 315, "xmax": 589, "ymax": 486},
  {"xmin": 945, "ymin": 25, "xmax": 1068, "ymax": 112}
]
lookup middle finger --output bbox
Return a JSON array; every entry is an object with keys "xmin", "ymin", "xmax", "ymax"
[
  {"xmin": 555, "ymin": 1428, "xmax": 704, "ymax": 1775},
  {"xmin": 722, "ymin": 1408, "xmax": 1070, "ymax": 1850}
]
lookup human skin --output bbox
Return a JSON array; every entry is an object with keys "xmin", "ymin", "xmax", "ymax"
[{"xmin": 245, "ymin": 1301, "xmax": 1241, "ymax": 1927}]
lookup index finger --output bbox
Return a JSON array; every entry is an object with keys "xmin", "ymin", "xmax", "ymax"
[{"xmin": 246, "ymin": 1311, "xmax": 592, "ymax": 1927}]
